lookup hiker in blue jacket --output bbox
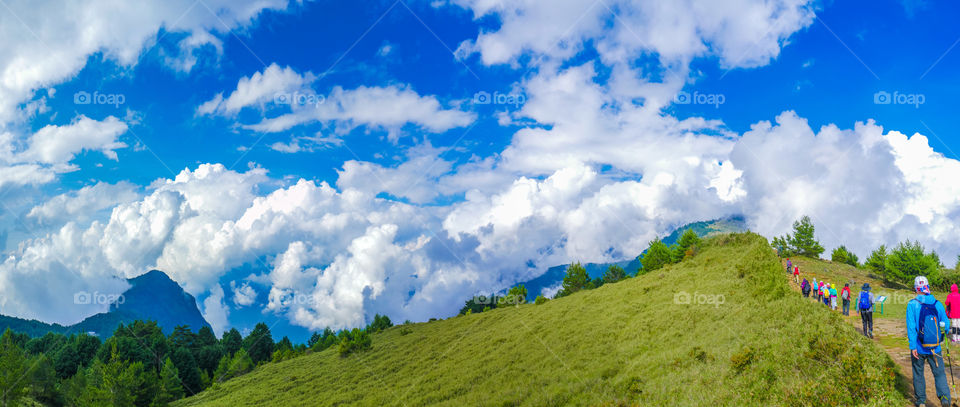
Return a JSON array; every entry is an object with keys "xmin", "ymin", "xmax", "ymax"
[
  {"xmin": 906, "ymin": 276, "xmax": 951, "ymax": 407},
  {"xmin": 857, "ymin": 283, "xmax": 874, "ymax": 338}
]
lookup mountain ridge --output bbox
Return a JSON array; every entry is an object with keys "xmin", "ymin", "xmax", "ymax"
[
  {"xmin": 0, "ymin": 269, "xmax": 210, "ymax": 338},
  {"xmin": 518, "ymin": 215, "xmax": 748, "ymax": 300}
]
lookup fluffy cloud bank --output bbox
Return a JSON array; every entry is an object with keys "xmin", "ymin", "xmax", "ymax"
[
  {"xmin": 0, "ymin": 159, "xmax": 733, "ymax": 331},
  {"xmin": 732, "ymin": 113, "xmax": 960, "ymax": 260},
  {"xmin": 0, "ymin": 0, "xmax": 301, "ymax": 247},
  {"xmin": 198, "ymin": 63, "xmax": 476, "ymax": 137},
  {"xmin": 4, "ymin": 0, "xmax": 960, "ymax": 337},
  {"xmin": 7, "ymin": 116, "xmax": 959, "ymax": 333},
  {"xmin": 451, "ymin": 0, "xmax": 816, "ymax": 68},
  {"xmin": 0, "ymin": 0, "xmax": 296, "ymax": 126}
]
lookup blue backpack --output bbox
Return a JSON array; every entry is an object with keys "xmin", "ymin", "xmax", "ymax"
[
  {"xmin": 858, "ymin": 292, "xmax": 871, "ymax": 310},
  {"xmin": 916, "ymin": 300, "xmax": 943, "ymax": 351}
]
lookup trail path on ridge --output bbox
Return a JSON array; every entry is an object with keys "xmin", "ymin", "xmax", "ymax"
[{"xmin": 782, "ymin": 258, "xmax": 960, "ymax": 406}]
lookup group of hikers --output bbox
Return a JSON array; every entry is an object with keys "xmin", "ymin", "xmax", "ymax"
[
  {"xmin": 794, "ymin": 261, "xmax": 873, "ymax": 338},
  {"xmin": 787, "ymin": 258, "xmax": 960, "ymax": 406}
]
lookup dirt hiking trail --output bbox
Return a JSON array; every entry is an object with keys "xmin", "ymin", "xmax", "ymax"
[{"xmin": 784, "ymin": 259, "xmax": 960, "ymax": 406}]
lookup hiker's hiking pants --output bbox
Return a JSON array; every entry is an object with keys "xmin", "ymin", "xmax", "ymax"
[
  {"xmin": 953, "ymin": 318, "xmax": 960, "ymax": 342},
  {"xmin": 912, "ymin": 352, "xmax": 951, "ymax": 406},
  {"xmin": 860, "ymin": 311, "xmax": 873, "ymax": 337},
  {"xmin": 842, "ymin": 299, "xmax": 850, "ymax": 315}
]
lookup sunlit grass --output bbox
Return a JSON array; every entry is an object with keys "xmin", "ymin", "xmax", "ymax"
[
  {"xmin": 175, "ymin": 233, "xmax": 906, "ymax": 407},
  {"xmin": 876, "ymin": 334, "xmax": 910, "ymax": 350}
]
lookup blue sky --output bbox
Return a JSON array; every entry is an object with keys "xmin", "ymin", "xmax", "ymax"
[
  {"xmin": 679, "ymin": 0, "xmax": 960, "ymax": 156},
  {"xmin": 39, "ymin": 0, "xmax": 960, "ymax": 192},
  {"xmin": 2, "ymin": 0, "xmax": 960, "ymax": 342}
]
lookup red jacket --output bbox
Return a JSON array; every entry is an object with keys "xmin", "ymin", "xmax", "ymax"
[
  {"xmin": 946, "ymin": 284, "xmax": 960, "ymax": 319},
  {"xmin": 793, "ymin": 267, "xmax": 799, "ymax": 275},
  {"xmin": 840, "ymin": 286, "xmax": 851, "ymax": 301}
]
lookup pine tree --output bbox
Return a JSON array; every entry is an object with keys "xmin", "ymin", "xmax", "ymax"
[
  {"xmin": 242, "ymin": 323, "xmax": 274, "ymax": 365},
  {"xmin": 169, "ymin": 325, "xmax": 198, "ymax": 351},
  {"xmin": 866, "ymin": 245, "xmax": 888, "ymax": 281},
  {"xmin": 602, "ymin": 265, "xmax": 627, "ymax": 284},
  {"xmin": 74, "ymin": 333, "xmax": 101, "ymax": 369},
  {"xmin": 153, "ymin": 358, "xmax": 184, "ymax": 406},
  {"xmin": 778, "ymin": 216, "xmax": 825, "ymax": 257},
  {"xmin": 169, "ymin": 347, "xmax": 202, "ymax": 395},
  {"xmin": 831, "ymin": 245, "xmax": 859, "ymax": 267},
  {"xmin": 0, "ymin": 328, "xmax": 33, "ymax": 407},
  {"xmin": 674, "ymin": 229, "xmax": 702, "ymax": 262},
  {"xmin": 640, "ymin": 238, "xmax": 673, "ymax": 273},
  {"xmin": 310, "ymin": 328, "xmax": 337, "ymax": 352},
  {"xmin": 213, "ymin": 348, "xmax": 253, "ymax": 383},
  {"xmin": 220, "ymin": 329, "xmax": 242, "ymax": 357},
  {"xmin": 79, "ymin": 353, "xmax": 146, "ymax": 407},
  {"xmin": 53, "ymin": 341, "xmax": 81, "ymax": 379},
  {"xmin": 307, "ymin": 332, "xmax": 322, "ymax": 348},
  {"xmin": 29, "ymin": 354, "xmax": 59, "ymax": 406},
  {"xmin": 556, "ymin": 262, "xmax": 589, "ymax": 297},
  {"xmin": 367, "ymin": 314, "xmax": 394, "ymax": 332},
  {"xmin": 886, "ymin": 241, "xmax": 939, "ymax": 285},
  {"xmin": 498, "ymin": 286, "xmax": 527, "ymax": 307}
]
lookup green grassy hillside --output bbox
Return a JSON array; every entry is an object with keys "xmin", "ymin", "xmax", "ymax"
[{"xmin": 176, "ymin": 233, "xmax": 906, "ymax": 406}]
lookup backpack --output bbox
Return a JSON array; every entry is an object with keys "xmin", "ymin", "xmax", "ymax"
[
  {"xmin": 842, "ymin": 289, "xmax": 849, "ymax": 300},
  {"xmin": 858, "ymin": 292, "xmax": 871, "ymax": 310},
  {"xmin": 916, "ymin": 300, "xmax": 943, "ymax": 350}
]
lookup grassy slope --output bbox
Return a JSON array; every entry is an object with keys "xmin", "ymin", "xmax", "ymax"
[{"xmin": 176, "ymin": 233, "xmax": 906, "ymax": 406}]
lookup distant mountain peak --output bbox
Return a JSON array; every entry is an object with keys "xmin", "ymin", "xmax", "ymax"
[
  {"xmin": 106, "ymin": 269, "xmax": 210, "ymax": 334},
  {"xmin": 0, "ymin": 269, "xmax": 211, "ymax": 339},
  {"xmin": 130, "ymin": 268, "xmax": 176, "ymax": 283}
]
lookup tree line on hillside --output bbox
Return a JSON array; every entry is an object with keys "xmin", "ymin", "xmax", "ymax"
[
  {"xmin": 459, "ymin": 229, "xmax": 704, "ymax": 315},
  {"xmin": 0, "ymin": 315, "xmax": 394, "ymax": 406},
  {"xmin": 774, "ymin": 215, "xmax": 960, "ymax": 290}
]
